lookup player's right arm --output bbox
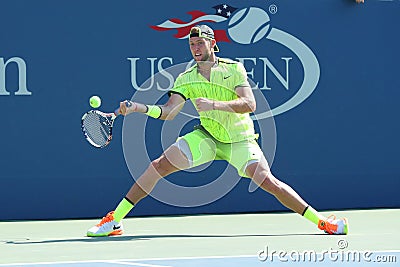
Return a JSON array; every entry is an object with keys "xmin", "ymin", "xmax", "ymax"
[{"xmin": 118, "ymin": 93, "xmax": 185, "ymax": 121}]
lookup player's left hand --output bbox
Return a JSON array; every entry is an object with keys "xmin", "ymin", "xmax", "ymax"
[{"xmin": 196, "ymin": 98, "xmax": 214, "ymax": 112}]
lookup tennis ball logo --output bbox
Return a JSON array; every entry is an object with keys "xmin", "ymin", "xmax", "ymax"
[{"xmin": 228, "ymin": 7, "xmax": 271, "ymax": 45}]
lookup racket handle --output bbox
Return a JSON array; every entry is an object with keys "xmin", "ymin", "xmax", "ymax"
[
  {"xmin": 114, "ymin": 100, "xmax": 133, "ymax": 116},
  {"xmin": 125, "ymin": 101, "xmax": 133, "ymax": 107}
]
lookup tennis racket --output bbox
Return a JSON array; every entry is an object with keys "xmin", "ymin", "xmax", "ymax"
[{"xmin": 81, "ymin": 101, "xmax": 132, "ymax": 148}]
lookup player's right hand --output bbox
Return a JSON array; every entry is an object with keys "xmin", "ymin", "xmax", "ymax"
[{"xmin": 119, "ymin": 100, "xmax": 137, "ymax": 116}]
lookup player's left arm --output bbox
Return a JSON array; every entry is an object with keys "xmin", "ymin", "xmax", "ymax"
[{"xmin": 196, "ymin": 85, "xmax": 256, "ymax": 114}]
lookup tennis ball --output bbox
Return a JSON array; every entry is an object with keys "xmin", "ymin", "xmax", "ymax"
[
  {"xmin": 89, "ymin": 95, "xmax": 101, "ymax": 108},
  {"xmin": 228, "ymin": 7, "xmax": 271, "ymax": 45}
]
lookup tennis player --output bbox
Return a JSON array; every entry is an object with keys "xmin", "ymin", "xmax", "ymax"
[{"xmin": 87, "ymin": 25, "xmax": 348, "ymax": 237}]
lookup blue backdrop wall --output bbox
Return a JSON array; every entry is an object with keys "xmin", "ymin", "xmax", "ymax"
[{"xmin": 1, "ymin": 0, "xmax": 399, "ymax": 220}]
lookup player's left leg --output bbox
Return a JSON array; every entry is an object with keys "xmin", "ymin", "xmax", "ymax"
[
  {"xmin": 245, "ymin": 156, "xmax": 307, "ymax": 214},
  {"xmin": 226, "ymin": 140, "xmax": 348, "ymax": 235},
  {"xmin": 245, "ymin": 157, "xmax": 348, "ymax": 235}
]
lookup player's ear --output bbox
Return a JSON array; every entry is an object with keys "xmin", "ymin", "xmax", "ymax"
[{"xmin": 210, "ymin": 39, "xmax": 217, "ymax": 51}]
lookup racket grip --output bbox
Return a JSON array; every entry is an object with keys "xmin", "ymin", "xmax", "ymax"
[
  {"xmin": 114, "ymin": 100, "xmax": 133, "ymax": 115},
  {"xmin": 125, "ymin": 101, "xmax": 133, "ymax": 108}
]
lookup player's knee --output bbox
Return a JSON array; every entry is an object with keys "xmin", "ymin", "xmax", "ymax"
[
  {"xmin": 151, "ymin": 156, "xmax": 178, "ymax": 177},
  {"xmin": 252, "ymin": 171, "xmax": 280, "ymax": 194}
]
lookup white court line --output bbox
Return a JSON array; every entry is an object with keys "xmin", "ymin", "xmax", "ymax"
[
  {"xmin": 0, "ymin": 255, "xmax": 254, "ymax": 266},
  {"xmin": 107, "ymin": 261, "xmax": 172, "ymax": 267},
  {"xmin": 0, "ymin": 260, "xmax": 106, "ymax": 266},
  {"xmin": 103, "ymin": 251, "xmax": 400, "ymax": 262},
  {"xmin": 1, "ymin": 252, "xmax": 399, "ymax": 266}
]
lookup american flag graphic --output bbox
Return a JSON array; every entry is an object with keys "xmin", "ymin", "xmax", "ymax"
[{"xmin": 150, "ymin": 4, "xmax": 238, "ymax": 42}]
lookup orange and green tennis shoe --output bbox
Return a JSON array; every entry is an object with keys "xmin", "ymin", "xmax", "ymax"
[
  {"xmin": 318, "ymin": 215, "xmax": 348, "ymax": 235},
  {"xmin": 87, "ymin": 211, "xmax": 123, "ymax": 237}
]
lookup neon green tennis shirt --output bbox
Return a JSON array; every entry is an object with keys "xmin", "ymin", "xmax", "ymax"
[{"xmin": 169, "ymin": 58, "xmax": 257, "ymax": 143}]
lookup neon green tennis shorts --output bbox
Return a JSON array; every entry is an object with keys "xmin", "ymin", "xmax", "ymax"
[{"xmin": 177, "ymin": 126, "xmax": 263, "ymax": 178}]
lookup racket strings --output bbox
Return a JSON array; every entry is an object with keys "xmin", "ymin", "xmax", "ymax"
[{"xmin": 82, "ymin": 112, "xmax": 112, "ymax": 147}]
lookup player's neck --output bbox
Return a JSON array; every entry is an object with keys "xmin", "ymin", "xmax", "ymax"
[
  {"xmin": 197, "ymin": 55, "xmax": 218, "ymax": 72},
  {"xmin": 197, "ymin": 57, "xmax": 217, "ymax": 81}
]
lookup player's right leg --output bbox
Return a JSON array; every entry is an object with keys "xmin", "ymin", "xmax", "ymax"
[
  {"xmin": 87, "ymin": 143, "xmax": 192, "ymax": 237},
  {"xmin": 128, "ymin": 143, "xmax": 192, "ymax": 204},
  {"xmin": 87, "ymin": 129, "xmax": 216, "ymax": 237}
]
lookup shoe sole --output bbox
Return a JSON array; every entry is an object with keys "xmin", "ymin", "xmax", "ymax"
[
  {"xmin": 87, "ymin": 229, "xmax": 123, "ymax": 237},
  {"xmin": 109, "ymin": 229, "xmax": 123, "ymax": 236}
]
